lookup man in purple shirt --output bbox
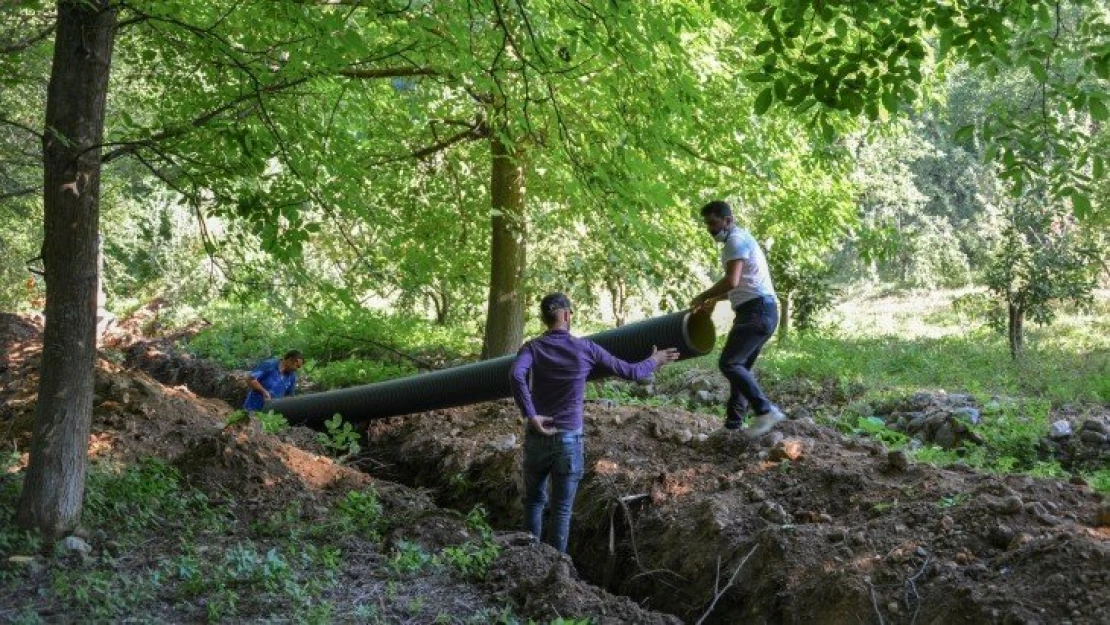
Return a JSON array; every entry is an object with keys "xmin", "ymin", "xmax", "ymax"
[{"xmin": 510, "ymin": 293, "xmax": 679, "ymax": 553}]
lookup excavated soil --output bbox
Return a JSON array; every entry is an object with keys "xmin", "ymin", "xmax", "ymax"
[
  {"xmin": 54, "ymin": 312, "xmax": 1110, "ymax": 624},
  {"xmin": 0, "ymin": 315, "xmax": 676, "ymax": 624},
  {"xmin": 361, "ymin": 401, "xmax": 1110, "ymax": 625}
]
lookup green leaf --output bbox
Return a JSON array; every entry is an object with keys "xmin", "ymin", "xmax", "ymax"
[
  {"xmin": 1028, "ymin": 59, "xmax": 1047, "ymax": 82},
  {"xmin": 954, "ymin": 125, "xmax": 975, "ymax": 142},
  {"xmin": 1089, "ymin": 98, "xmax": 1109, "ymax": 122},
  {"xmin": 774, "ymin": 78, "xmax": 789, "ymax": 100},
  {"xmin": 881, "ymin": 91, "xmax": 899, "ymax": 114},
  {"xmin": 834, "ymin": 18, "xmax": 848, "ymax": 40},
  {"xmin": 1072, "ymin": 193, "xmax": 1092, "ymax": 218},
  {"xmin": 754, "ymin": 87, "xmax": 774, "ymax": 115}
]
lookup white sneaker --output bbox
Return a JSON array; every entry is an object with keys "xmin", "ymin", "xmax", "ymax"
[{"xmin": 745, "ymin": 407, "xmax": 785, "ymax": 437}]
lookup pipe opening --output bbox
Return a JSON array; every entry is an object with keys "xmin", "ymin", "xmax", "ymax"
[{"xmin": 682, "ymin": 309, "xmax": 716, "ymax": 355}]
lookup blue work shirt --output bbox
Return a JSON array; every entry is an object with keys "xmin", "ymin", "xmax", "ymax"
[
  {"xmin": 510, "ymin": 329, "xmax": 657, "ymax": 433},
  {"xmin": 244, "ymin": 358, "xmax": 297, "ymax": 411}
]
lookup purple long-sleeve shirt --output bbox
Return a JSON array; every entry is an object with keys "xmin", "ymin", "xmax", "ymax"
[{"xmin": 510, "ymin": 329, "xmax": 658, "ymax": 432}]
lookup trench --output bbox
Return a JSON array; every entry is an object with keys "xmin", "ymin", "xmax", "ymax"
[
  {"xmin": 122, "ymin": 337, "xmax": 1110, "ymax": 625},
  {"xmin": 357, "ymin": 410, "xmax": 882, "ymax": 625}
]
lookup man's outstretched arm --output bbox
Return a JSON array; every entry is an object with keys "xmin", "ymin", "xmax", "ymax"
[{"xmin": 589, "ymin": 342, "xmax": 678, "ymax": 382}]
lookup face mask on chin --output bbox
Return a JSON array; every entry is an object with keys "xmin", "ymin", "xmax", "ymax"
[{"xmin": 712, "ymin": 227, "xmax": 730, "ymax": 243}]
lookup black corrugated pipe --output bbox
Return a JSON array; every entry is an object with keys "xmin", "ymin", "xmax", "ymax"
[{"xmin": 269, "ymin": 309, "xmax": 715, "ymax": 427}]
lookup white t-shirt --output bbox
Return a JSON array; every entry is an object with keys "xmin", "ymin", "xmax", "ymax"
[{"xmin": 721, "ymin": 226, "xmax": 775, "ymax": 308}]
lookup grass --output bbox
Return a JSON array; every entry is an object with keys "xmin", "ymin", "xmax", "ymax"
[
  {"xmin": 650, "ymin": 287, "xmax": 1110, "ymax": 489},
  {"xmin": 658, "ymin": 286, "xmax": 1110, "ymax": 403},
  {"xmin": 0, "ymin": 458, "xmax": 520, "ymax": 623}
]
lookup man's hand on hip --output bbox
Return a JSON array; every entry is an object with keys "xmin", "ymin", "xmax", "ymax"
[{"xmin": 526, "ymin": 416, "xmax": 557, "ymax": 436}]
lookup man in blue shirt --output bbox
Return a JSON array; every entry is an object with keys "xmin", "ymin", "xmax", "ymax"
[
  {"xmin": 690, "ymin": 200, "xmax": 785, "ymax": 437},
  {"xmin": 244, "ymin": 350, "xmax": 304, "ymax": 414},
  {"xmin": 510, "ymin": 293, "xmax": 679, "ymax": 553}
]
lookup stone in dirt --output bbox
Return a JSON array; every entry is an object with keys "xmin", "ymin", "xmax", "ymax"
[
  {"xmin": 1078, "ymin": 430, "xmax": 1107, "ymax": 445},
  {"xmin": 990, "ymin": 495, "xmax": 1024, "ymax": 515},
  {"xmin": 952, "ymin": 406, "xmax": 981, "ymax": 424},
  {"xmin": 694, "ymin": 389, "xmax": 715, "ymax": 405},
  {"xmin": 759, "ymin": 430, "xmax": 785, "ymax": 448},
  {"xmin": 887, "ymin": 450, "xmax": 909, "ymax": 472},
  {"xmin": 493, "ymin": 433, "xmax": 517, "ymax": 452},
  {"xmin": 769, "ymin": 439, "xmax": 804, "ymax": 462},
  {"xmin": 1080, "ymin": 419, "xmax": 1107, "ymax": 434},
  {"xmin": 934, "ymin": 421, "xmax": 958, "ymax": 449},
  {"xmin": 1049, "ymin": 420, "xmax": 1073, "ymax": 439},
  {"xmin": 61, "ymin": 536, "xmax": 92, "ymax": 556},
  {"xmin": 760, "ymin": 501, "xmax": 792, "ymax": 525}
]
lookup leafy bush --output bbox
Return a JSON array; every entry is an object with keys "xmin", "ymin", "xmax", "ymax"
[
  {"xmin": 309, "ymin": 358, "xmax": 417, "ymax": 390},
  {"xmin": 256, "ymin": 410, "xmax": 289, "ymax": 434},
  {"xmin": 442, "ymin": 506, "xmax": 501, "ymax": 580},
  {"xmin": 316, "ymin": 415, "xmax": 361, "ymax": 460},
  {"xmin": 387, "ymin": 540, "xmax": 436, "ymax": 576},
  {"xmin": 332, "ymin": 489, "xmax": 385, "ymax": 539}
]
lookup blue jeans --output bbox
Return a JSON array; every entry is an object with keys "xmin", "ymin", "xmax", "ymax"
[
  {"xmin": 523, "ymin": 430, "xmax": 584, "ymax": 553},
  {"xmin": 719, "ymin": 296, "xmax": 778, "ymax": 427}
]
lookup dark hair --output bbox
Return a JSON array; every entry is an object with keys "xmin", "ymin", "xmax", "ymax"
[
  {"xmin": 539, "ymin": 292, "xmax": 572, "ymax": 324},
  {"xmin": 700, "ymin": 200, "xmax": 733, "ymax": 219},
  {"xmin": 283, "ymin": 349, "xmax": 304, "ymax": 361}
]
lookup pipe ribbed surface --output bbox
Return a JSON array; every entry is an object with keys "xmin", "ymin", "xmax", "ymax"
[{"xmin": 270, "ymin": 309, "xmax": 715, "ymax": 425}]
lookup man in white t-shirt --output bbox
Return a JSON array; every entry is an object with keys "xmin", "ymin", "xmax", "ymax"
[{"xmin": 690, "ymin": 200, "xmax": 785, "ymax": 437}]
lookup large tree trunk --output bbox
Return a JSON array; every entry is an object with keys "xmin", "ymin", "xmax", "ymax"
[
  {"xmin": 1008, "ymin": 302, "xmax": 1024, "ymax": 359},
  {"xmin": 17, "ymin": 0, "xmax": 117, "ymax": 538},
  {"xmin": 480, "ymin": 132, "xmax": 527, "ymax": 359}
]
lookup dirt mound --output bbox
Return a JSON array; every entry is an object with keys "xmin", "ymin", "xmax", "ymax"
[
  {"xmin": 1, "ymin": 316, "xmax": 679, "ymax": 624},
  {"xmin": 0, "ymin": 313, "xmax": 40, "ymax": 354},
  {"xmin": 363, "ymin": 400, "xmax": 1110, "ymax": 624},
  {"xmin": 123, "ymin": 339, "xmax": 248, "ymax": 408}
]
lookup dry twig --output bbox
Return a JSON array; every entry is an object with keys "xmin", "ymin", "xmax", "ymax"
[{"xmin": 694, "ymin": 544, "xmax": 759, "ymax": 625}]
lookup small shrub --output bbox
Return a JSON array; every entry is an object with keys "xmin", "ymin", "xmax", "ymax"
[
  {"xmin": 387, "ymin": 540, "xmax": 436, "ymax": 576},
  {"xmin": 333, "ymin": 489, "xmax": 384, "ymax": 539},
  {"xmin": 256, "ymin": 410, "xmax": 289, "ymax": 434},
  {"xmin": 317, "ymin": 415, "xmax": 362, "ymax": 460}
]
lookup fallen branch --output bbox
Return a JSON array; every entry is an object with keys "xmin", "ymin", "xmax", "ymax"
[{"xmin": 695, "ymin": 544, "xmax": 759, "ymax": 625}]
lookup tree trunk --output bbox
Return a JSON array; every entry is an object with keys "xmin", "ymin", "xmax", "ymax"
[
  {"xmin": 480, "ymin": 131, "xmax": 527, "ymax": 359},
  {"xmin": 1008, "ymin": 302, "xmax": 1024, "ymax": 359},
  {"xmin": 778, "ymin": 291, "xmax": 791, "ymax": 341},
  {"xmin": 17, "ymin": 0, "xmax": 117, "ymax": 538},
  {"xmin": 430, "ymin": 286, "xmax": 449, "ymax": 325},
  {"xmin": 606, "ymin": 275, "xmax": 627, "ymax": 327}
]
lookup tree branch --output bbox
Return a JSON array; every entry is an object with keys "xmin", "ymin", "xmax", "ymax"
[
  {"xmin": 0, "ymin": 187, "xmax": 37, "ymax": 201},
  {"xmin": 367, "ymin": 123, "xmax": 488, "ymax": 167},
  {"xmin": 0, "ymin": 26, "xmax": 54, "ymax": 54},
  {"xmin": 0, "ymin": 116, "xmax": 42, "ymax": 140},
  {"xmin": 339, "ymin": 66, "xmax": 438, "ymax": 79}
]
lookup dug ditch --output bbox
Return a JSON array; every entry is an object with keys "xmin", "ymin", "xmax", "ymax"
[{"xmin": 360, "ymin": 400, "xmax": 1109, "ymax": 625}]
